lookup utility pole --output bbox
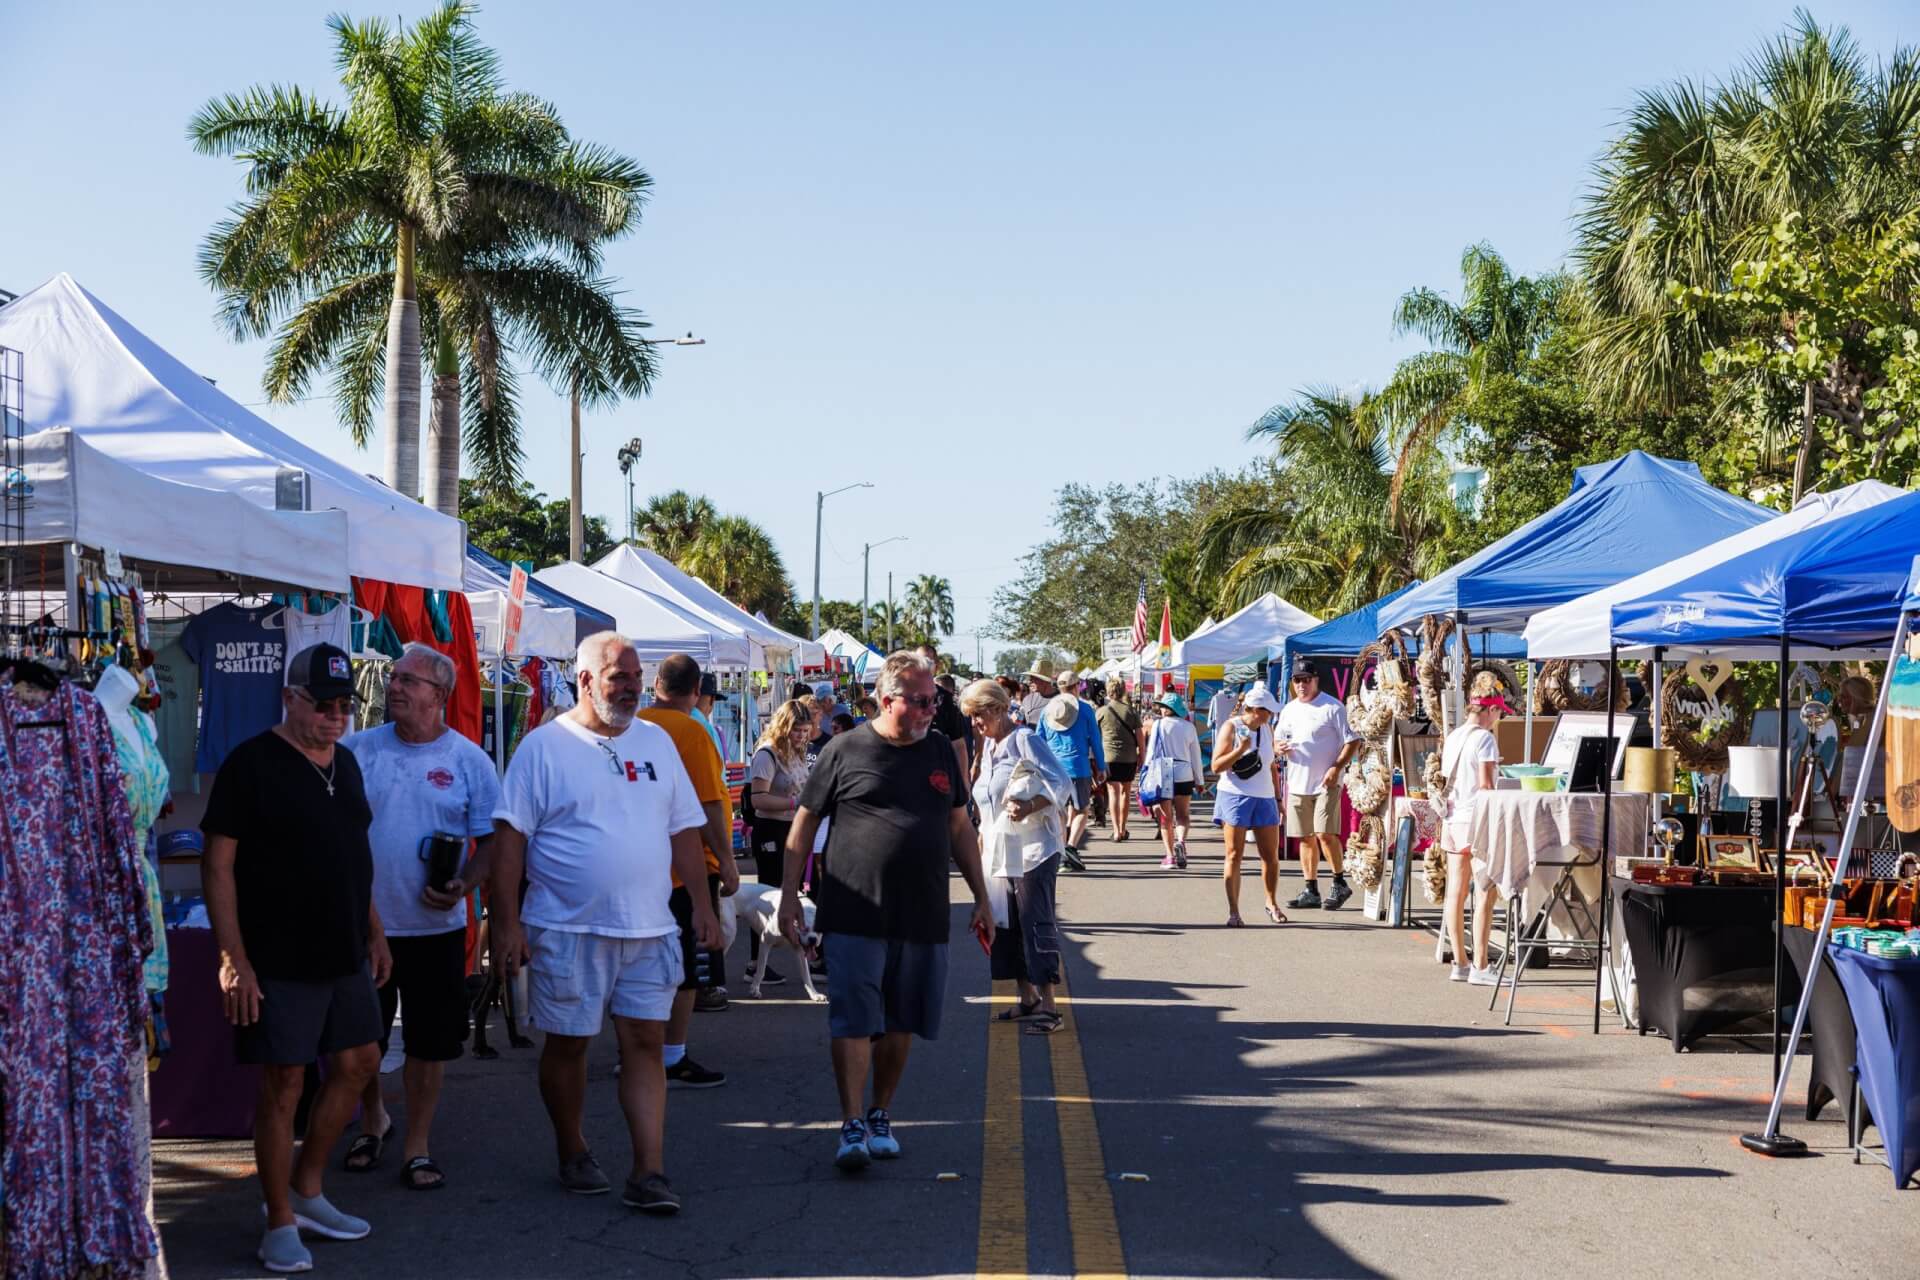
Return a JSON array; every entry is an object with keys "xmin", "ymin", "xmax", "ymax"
[
  {"xmin": 568, "ymin": 332, "xmax": 703, "ymax": 563},
  {"xmin": 886, "ymin": 571, "xmax": 894, "ymax": 651},
  {"xmin": 862, "ymin": 535, "xmax": 906, "ymax": 644},
  {"xmin": 811, "ymin": 481, "xmax": 872, "ymax": 639}
]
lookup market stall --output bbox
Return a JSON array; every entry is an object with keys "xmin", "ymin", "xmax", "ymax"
[
  {"xmin": 1172, "ymin": 592, "xmax": 1320, "ymax": 668},
  {"xmin": 594, "ymin": 543, "xmax": 802, "ymax": 670},
  {"xmin": 533, "ymin": 560, "xmax": 751, "ymax": 666}
]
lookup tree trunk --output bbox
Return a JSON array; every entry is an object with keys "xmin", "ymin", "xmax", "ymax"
[
  {"xmin": 423, "ymin": 329, "xmax": 461, "ymax": 517},
  {"xmin": 1791, "ymin": 379, "xmax": 1819, "ymax": 505},
  {"xmin": 382, "ymin": 224, "xmax": 422, "ymax": 500}
]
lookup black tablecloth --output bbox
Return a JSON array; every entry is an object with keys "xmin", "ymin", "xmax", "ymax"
[
  {"xmin": 1780, "ymin": 925, "xmax": 1865, "ymax": 1137},
  {"xmin": 1613, "ymin": 879, "xmax": 1788, "ymax": 1053}
]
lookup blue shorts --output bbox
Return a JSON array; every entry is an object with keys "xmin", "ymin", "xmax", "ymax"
[
  {"xmin": 823, "ymin": 934, "xmax": 949, "ymax": 1041},
  {"xmin": 1214, "ymin": 791, "xmax": 1281, "ymax": 829}
]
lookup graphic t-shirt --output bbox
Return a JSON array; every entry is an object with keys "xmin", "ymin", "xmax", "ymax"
[
  {"xmin": 637, "ymin": 707, "xmax": 730, "ymax": 882},
  {"xmin": 200, "ymin": 730, "xmax": 373, "ymax": 980},
  {"xmin": 342, "ymin": 723, "xmax": 502, "ymax": 937},
  {"xmin": 181, "ymin": 603, "xmax": 286, "ymax": 773},
  {"xmin": 799, "ymin": 725, "xmax": 966, "ymax": 943},
  {"xmin": 494, "ymin": 716, "xmax": 705, "ymax": 938}
]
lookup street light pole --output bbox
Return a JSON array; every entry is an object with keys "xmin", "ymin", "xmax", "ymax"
[
  {"xmin": 862, "ymin": 535, "xmax": 907, "ymax": 644},
  {"xmin": 887, "ymin": 570, "xmax": 894, "ymax": 651},
  {"xmin": 568, "ymin": 333, "xmax": 703, "ymax": 562},
  {"xmin": 811, "ymin": 481, "xmax": 873, "ymax": 639},
  {"xmin": 616, "ymin": 437, "xmax": 643, "ymax": 543}
]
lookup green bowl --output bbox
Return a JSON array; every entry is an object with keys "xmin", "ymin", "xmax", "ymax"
[{"xmin": 1519, "ymin": 774, "xmax": 1561, "ymax": 793}]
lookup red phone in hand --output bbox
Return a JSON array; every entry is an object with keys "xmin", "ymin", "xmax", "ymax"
[{"xmin": 973, "ymin": 919, "xmax": 992, "ymax": 956}]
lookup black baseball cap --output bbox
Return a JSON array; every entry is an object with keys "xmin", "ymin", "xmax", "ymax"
[
  {"xmin": 1291, "ymin": 660, "xmax": 1319, "ymax": 680},
  {"xmin": 287, "ymin": 643, "xmax": 355, "ymax": 701},
  {"xmin": 699, "ymin": 672, "xmax": 729, "ymax": 702}
]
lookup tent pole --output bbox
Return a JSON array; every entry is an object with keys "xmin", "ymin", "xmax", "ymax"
[
  {"xmin": 1744, "ymin": 611, "xmax": 1909, "ymax": 1155},
  {"xmin": 1650, "ymin": 647, "xmax": 1666, "ymax": 826},
  {"xmin": 1771, "ymin": 635, "xmax": 1790, "ymax": 1083},
  {"xmin": 1523, "ymin": 660, "xmax": 1535, "ymax": 763},
  {"xmin": 1594, "ymin": 644, "xmax": 1618, "ymax": 1034}
]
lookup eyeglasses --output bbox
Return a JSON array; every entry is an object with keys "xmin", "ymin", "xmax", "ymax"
[
  {"xmin": 389, "ymin": 671, "xmax": 447, "ymax": 693},
  {"xmin": 596, "ymin": 739, "xmax": 625, "ymax": 776},
  {"xmin": 290, "ymin": 689, "xmax": 353, "ymax": 717},
  {"xmin": 889, "ymin": 693, "xmax": 937, "ymax": 711}
]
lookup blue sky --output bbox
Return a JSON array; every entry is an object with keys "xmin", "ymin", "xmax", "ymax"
[{"xmin": 5, "ymin": 2, "xmax": 1911, "ymax": 664}]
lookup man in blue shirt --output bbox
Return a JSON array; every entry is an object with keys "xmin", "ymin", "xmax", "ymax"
[{"xmin": 1038, "ymin": 677, "xmax": 1106, "ymax": 871}]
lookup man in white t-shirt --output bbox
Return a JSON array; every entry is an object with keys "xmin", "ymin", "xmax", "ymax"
[
  {"xmin": 1274, "ymin": 660, "xmax": 1361, "ymax": 910},
  {"xmin": 490, "ymin": 632, "xmax": 722, "ymax": 1215}
]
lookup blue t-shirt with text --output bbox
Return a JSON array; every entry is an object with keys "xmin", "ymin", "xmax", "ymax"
[{"xmin": 181, "ymin": 603, "xmax": 286, "ymax": 773}]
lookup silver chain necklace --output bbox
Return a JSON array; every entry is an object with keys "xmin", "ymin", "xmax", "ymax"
[{"xmin": 308, "ymin": 754, "xmax": 337, "ymax": 797}]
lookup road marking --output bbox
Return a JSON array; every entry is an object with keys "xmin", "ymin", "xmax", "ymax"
[
  {"xmin": 1050, "ymin": 972, "xmax": 1129, "ymax": 1280},
  {"xmin": 975, "ymin": 979, "xmax": 1029, "ymax": 1280}
]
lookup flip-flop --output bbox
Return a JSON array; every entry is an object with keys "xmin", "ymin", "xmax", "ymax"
[
  {"xmin": 993, "ymin": 1000, "xmax": 1043, "ymax": 1022},
  {"xmin": 1265, "ymin": 905, "xmax": 1289, "ymax": 924},
  {"xmin": 400, "ymin": 1155, "xmax": 446, "ymax": 1191},
  {"xmin": 342, "ymin": 1123, "xmax": 393, "ymax": 1173},
  {"xmin": 1022, "ymin": 1012, "xmax": 1064, "ymax": 1035}
]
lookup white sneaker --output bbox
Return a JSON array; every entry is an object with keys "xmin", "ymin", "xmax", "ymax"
[
  {"xmin": 1448, "ymin": 964, "xmax": 1470, "ymax": 982},
  {"xmin": 1468, "ymin": 966, "xmax": 1502, "ymax": 987}
]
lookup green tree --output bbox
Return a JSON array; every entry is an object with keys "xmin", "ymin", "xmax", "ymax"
[
  {"xmin": 192, "ymin": 1, "xmax": 654, "ymax": 501},
  {"xmin": 634, "ymin": 490, "xmax": 717, "ymax": 561},
  {"xmin": 994, "ymin": 646, "xmax": 1071, "ymax": 678},
  {"xmin": 680, "ymin": 515, "xmax": 795, "ymax": 617},
  {"xmin": 902, "ymin": 574, "xmax": 955, "ymax": 642},
  {"xmin": 461, "ymin": 478, "xmax": 613, "ymax": 567},
  {"xmin": 776, "ymin": 599, "xmax": 884, "ymax": 640}
]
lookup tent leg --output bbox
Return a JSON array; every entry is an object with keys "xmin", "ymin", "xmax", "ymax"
[
  {"xmin": 1650, "ymin": 647, "xmax": 1666, "ymax": 828},
  {"xmin": 1772, "ymin": 637, "xmax": 1790, "ymax": 1083},
  {"xmin": 1523, "ymin": 661, "xmax": 1535, "ymax": 763},
  {"xmin": 1745, "ymin": 611, "xmax": 1909, "ymax": 1155},
  {"xmin": 1594, "ymin": 645, "xmax": 1618, "ymax": 1034}
]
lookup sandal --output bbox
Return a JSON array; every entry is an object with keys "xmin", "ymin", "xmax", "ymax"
[
  {"xmin": 1022, "ymin": 1011, "xmax": 1064, "ymax": 1035},
  {"xmin": 343, "ymin": 1123, "xmax": 393, "ymax": 1173},
  {"xmin": 400, "ymin": 1155, "xmax": 446, "ymax": 1191},
  {"xmin": 993, "ymin": 1000, "xmax": 1043, "ymax": 1022},
  {"xmin": 1226, "ymin": 913, "xmax": 1245, "ymax": 928},
  {"xmin": 1265, "ymin": 905, "xmax": 1289, "ymax": 924}
]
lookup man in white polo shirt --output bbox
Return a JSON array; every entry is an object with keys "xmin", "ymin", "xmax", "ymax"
[
  {"xmin": 490, "ymin": 632, "xmax": 723, "ymax": 1215},
  {"xmin": 1276, "ymin": 660, "xmax": 1361, "ymax": 910}
]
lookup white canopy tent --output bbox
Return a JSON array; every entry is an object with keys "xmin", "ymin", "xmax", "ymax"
[
  {"xmin": 463, "ymin": 553, "xmax": 578, "ymax": 657},
  {"xmin": 592, "ymin": 545, "xmax": 800, "ymax": 669},
  {"xmin": 817, "ymin": 628, "xmax": 885, "ymax": 679},
  {"xmin": 1523, "ymin": 480, "xmax": 1905, "ymax": 660},
  {"xmin": 19, "ymin": 427, "xmax": 350, "ymax": 592},
  {"xmin": 534, "ymin": 562, "xmax": 750, "ymax": 666},
  {"xmin": 0, "ymin": 273, "xmax": 465, "ymax": 589},
  {"xmin": 1173, "ymin": 593, "xmax": 1320, "ymax": 667}
]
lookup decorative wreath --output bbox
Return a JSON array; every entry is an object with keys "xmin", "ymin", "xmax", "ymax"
[
  {"xmin": 1532, "ymin": 658, "xmax": 1628, "ymax": 714},
  {"xmin": 1660, "ymin": 667, "xmax": 1747, "ymax": 772},
  {"xmin": 1343, "ymin": 742, "xmax": 1394, "ymax": 816},
  {"xmin": 1423, "ymin": 742, "xmax": 1449, "ymax": 799},
  {"xmin": 1346, "ymin": 814, "xmax": 1386, "ymax": 890},
  {"xmin": 1355, "ymin": 634, "xmax": 1417, "ymax": 717},
  {"xmin": 1422, "ymin": 839, "xmax": 1448, "ymax": 904},
  {"xmin": 1345, "ymin": 686, "xmax": 1399, "ymax": 742},
  {"xmin": 1416, "ymin": 616, "xmax": 1455, "ymax": 727}
]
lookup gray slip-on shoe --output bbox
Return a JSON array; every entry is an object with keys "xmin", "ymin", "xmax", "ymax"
[
  {"xmin": 258, "ymin": 1224, "xmax": 313, "ymax": 1273},
  {"xmin": 287, "ymin": 1190, "xmax": 370, "ymax": 1241}
]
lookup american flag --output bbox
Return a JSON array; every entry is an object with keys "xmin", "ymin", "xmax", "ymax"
[{"xmin": 1130, "ymin": 578, "xmax": 1149, "ymax": 652}]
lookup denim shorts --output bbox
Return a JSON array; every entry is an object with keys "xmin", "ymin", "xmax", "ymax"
[
  {"xmin": 526, "ymin": 927, "xmax": 683, "ymax": 1036},
  {"xmin": 823, "ymin": 934, "xmax": 949, "ymax": 1041},
  {"xmin": 1214, "ymin": 791, "xmax": 1281, "ymax": 829}
]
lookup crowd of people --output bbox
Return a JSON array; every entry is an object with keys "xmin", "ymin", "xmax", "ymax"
[{"xmin": 204, "ymin": 633, "xmax": 1368, "ymax": 1272}]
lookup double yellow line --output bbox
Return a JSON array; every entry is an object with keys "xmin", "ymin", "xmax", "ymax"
[{"xmin": 976, "ymin": 975, "xmax": 1127, "ymax": 1280}]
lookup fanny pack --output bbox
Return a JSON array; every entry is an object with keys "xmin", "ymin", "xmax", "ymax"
[{"xmin": 1230, "ymin": 724, "xmax": 1265, "ymax": 781}]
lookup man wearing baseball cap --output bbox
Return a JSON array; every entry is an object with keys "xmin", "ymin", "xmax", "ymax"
[
  {"xmin": 1275, "ymin": 660, "xmax": 1362, "ymax": 910},
  {"xmin": 202, "ymin": 643, "xmax": 390, "ymax": 1273}
]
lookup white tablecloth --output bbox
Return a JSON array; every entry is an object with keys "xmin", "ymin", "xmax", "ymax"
[{"xmin": 1467, "ymin": 790, "xmax": 1651, "ymax": 902}]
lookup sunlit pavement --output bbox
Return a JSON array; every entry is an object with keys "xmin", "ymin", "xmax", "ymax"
[{"xmin": 155, "ymin": 812, "xmax": 1913, "ymax": 1279}]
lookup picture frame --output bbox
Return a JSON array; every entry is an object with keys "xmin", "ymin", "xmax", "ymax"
[
  {"xmin": 1542, "ymin": 710, "xmax": 1636, "ymax": 777},
  {"xmin": 1705, "ymin": 834, "xmax": 1765, "ymax": 871},
  {"xmin": 1399, "ymin": 731, "xmax": 1440, "ymax": 798}
]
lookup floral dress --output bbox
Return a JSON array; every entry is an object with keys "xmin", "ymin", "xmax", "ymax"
[
  {"xmin": 111, "ymin": 712, "xmax": 171, "ymax": 994},
  {"xmin": 0, "ymin": 679, "xmax": 157, "ymax": 1278}
]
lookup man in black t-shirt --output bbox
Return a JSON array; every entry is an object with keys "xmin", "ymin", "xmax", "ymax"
[
  {"xmin": 202, "ymin": 643, "xmax": 391, "ymax": 1274},
  {"xmin": 917, "ymin": 642, "xmax": 972, "ymax": 786},
  {"xmin": 780, "ymin": 652, "xmax": 995, "ymax": 1175}
]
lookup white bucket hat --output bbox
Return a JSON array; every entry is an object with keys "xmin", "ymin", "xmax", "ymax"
[{"xmin": 1042, "ymin": 693, "xmax": 1080, "ymax": 732}]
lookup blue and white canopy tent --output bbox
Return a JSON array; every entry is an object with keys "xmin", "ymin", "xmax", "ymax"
[
  {"xmin": 1272, "ymin": 581, "xmax": 1528, "ymax": 693},
  {"xmin": 1608, "ymin": 494, "xmax": 1920, "ymax": 1163}
]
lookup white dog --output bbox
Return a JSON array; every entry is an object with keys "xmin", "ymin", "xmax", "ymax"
[{"xmin": 730, "ymin": 882, "xmax": 825, "ymax": 1002}]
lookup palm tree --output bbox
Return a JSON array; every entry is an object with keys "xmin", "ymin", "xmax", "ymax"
[
  {"xmin": 1195, "ymin": 388, "xmax": 1460, "ymax": 617},
  {"xmin": 902, "ymin": 574, "xmax": 956, "ymax": 642},
  {"xmin": 680, "ymin": 515, "xmax": 793, "ymax": 616},
  {"xmin": 634, "ymin": 490, "xmax": 717, "ymax": 562},
  {"xmin": 1575, "ymin": 13, "xmax": 1920, "ymax": 495},
  {"xmin": 192, "ymin": 1, "xmax": 653, "ymax": 503}
]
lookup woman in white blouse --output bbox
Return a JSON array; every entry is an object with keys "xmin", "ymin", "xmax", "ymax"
[{"xmin": 1142, "ymin": 693, "xmax": 1205, "ymax": 869}]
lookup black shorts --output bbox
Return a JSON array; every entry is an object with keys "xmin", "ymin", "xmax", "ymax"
[
  {"xmin": 377, "ymin": 928, "xmax": 470, "ymax": 1062},
  {"xmin": 236, "ymin": 964, "xmax": 383, "ymax": 1066},
  {"xmin": 749, "ymin": 821, "xmax": 791, "ymax": 884},
  {"xmin": 1173, "ymin": 780, "xmax": 1195, "ymax": 797},
  {"xmin": 1106, "ymin": 761, "xmax": 1137, "ymax": 784},
  {"xmin": 670, "ymin": 875, "xmax": 724, "ymax": 991}
]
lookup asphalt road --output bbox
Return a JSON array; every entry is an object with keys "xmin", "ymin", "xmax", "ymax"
[{"xmin": 155, "ymin": 811, "xmax": 1914, "ymax": 1279}]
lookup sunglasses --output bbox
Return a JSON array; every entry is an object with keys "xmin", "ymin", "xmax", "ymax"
[
  {"xmin": 889, "ymin": 692, "xmax": 937, "ymax": 711},
  {"xmin": 291, "ymin": 689, "xmax": 353, "ymax": 717},
  {"xmin": 596, "ymin": 739, "xmax": 626, "ymax": 777}
]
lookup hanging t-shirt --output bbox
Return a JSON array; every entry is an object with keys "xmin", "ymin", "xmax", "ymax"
[
  {"xmin": 282, "ymin": 605, "xmax": 352, "ymax": 672},
  {"xmin": 343, "ymin": 722, "xmax": 502, "ymax": 937},
  {"xmin": 180, "ymin": 603, "xmax": 286, "ymax": 774},
  {"xmin": 148, "ymin": 618, "xmax": 201, "ymax": 792}
]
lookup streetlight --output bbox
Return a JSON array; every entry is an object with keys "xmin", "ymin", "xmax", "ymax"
[
  {"xmin": 616, "ymin": 438, "xmax": 644, "ymax": 542},
  {"xmin": 569, "ymin": 333, "xmax": 706, "ymax": 562},
  {"xmin": 812, "ymin": 481, "xmax": 873, "ymax": 639},
  {"xmin": 862, "ymin": 536, "xmax": 907, "ymax": 644}
]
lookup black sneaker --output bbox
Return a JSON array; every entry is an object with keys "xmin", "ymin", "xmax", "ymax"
[
  {"xmin": 694, "ymin": 987, "xmax": 729, "ymax": 1012},
  {"xmin": 1062, "ymin": 847, "xmax": 1087, "ymax": 872},
  {"xmin": 1289, "ymin": 883, "xmax": 1323, "ymax": 909},
  {"xmin": 622, "ymin": 1172, "xmax": 681, "ymax": 1214},
  {"xmin": 665, "ymin": 1056, "xmax": 727, "ymax": 1089},
  {"xmin": 1323, "ymin": 880, "xmax": 1353, "ymax": 910},
  {"xmin": 745, "ymin": 965, "xmax": 787, "ymax": 987}
]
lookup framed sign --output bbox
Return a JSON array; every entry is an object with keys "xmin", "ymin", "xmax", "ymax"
[
  {"xmin": 1100, "ymin": 627, "xmax": 1135, "ymax": 660},
  {"xmin": 1543, "ymin": 711, "xmax": 1635, "ymax": 777}
]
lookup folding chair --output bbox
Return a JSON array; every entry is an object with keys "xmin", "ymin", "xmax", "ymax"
[{"xmin": 1488, "ymin": 844, "xmax": 1604, "ymax": 1025}]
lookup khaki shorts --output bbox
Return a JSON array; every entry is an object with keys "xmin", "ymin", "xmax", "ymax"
[{"xmin": 1286, "ymin": 786, "xmax": 1343, "ymax": 836}]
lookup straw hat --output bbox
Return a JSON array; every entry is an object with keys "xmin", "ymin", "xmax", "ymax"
[
  {"xmin": 1024, "ymin": 659, "xmax": 1058, "ymax": 683},
  {"xmin": 1043, "ymin": 693, "xmax": 1080, "ymax": 732}
]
